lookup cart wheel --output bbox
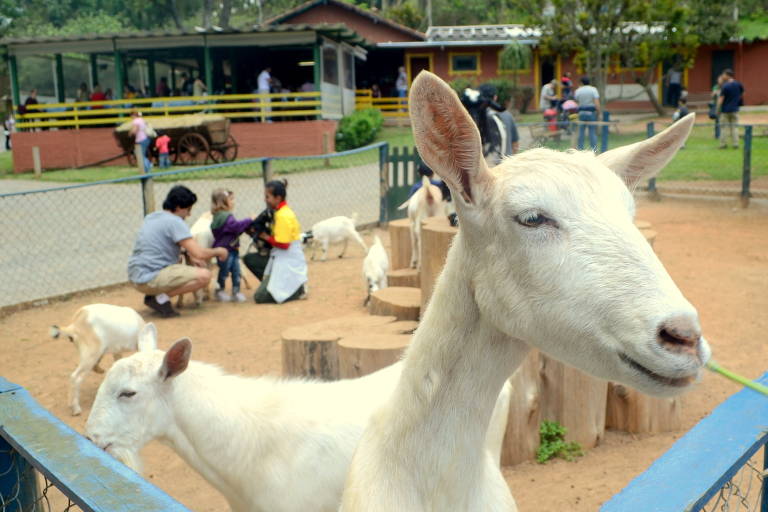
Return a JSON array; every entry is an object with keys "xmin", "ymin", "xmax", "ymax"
[
  {"xmin": 211, "ymin": 136, "xmax": 239, "ymax": 163},
  {"xmin": 176, "ymin": 133, "xmax": 210, "ymax": 165},
  {"xmin": 126, "ymin": 152, "xmax": 137, "ymax": 167}
]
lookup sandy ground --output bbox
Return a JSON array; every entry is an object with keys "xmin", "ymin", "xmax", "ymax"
[{"xmin": 1, "ymin": 196, "xmax": 767, "ymax": 511}]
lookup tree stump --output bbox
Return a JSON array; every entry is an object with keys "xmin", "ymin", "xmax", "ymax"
[
  {"xmin": 605, "ymin": 383, "xmax": 682, "ymax": 433},
  {"xmin": 337, "ymin": 334, "xmax": 411, "ymax": 379},
  {"xmin": 281, "ymin": 328, "xmax": 340, "ymax": 381},
  {"xmin": 281, "ymin": 315, "xmax": 398, "ymax": 380},
  {"xmin": 368, "ymin": 287, "xmax": 421, "ymax": 321},
  {"xmin": 538, "ymin": 354, "xmax": 607, "ymax": 449},
  {"xmin": 382, "ymin": 320, "xmax": 419, "ymax": 335},
  {"xmin": 501, "ymin": 350, "xmax": 542, "ymax": 467},
  {"xmin": 419, "ymin": 216, "xmax": 458, "ymax": 311},
  {"xmin": 388, "ymin": 268, "xmax": 420, "ymax": 288},
  {"xmin": 388, "ymin": 218, "xmax": 412, "ymax": 270}
]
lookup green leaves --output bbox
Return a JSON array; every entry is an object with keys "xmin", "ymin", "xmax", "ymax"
[
  {"xmin": 335, "ymin": 108, "xmax": 384, "ymax": 151},
  {"xmin": 536, "ymin": 420, "xmax": 584, "ymax": 464}
]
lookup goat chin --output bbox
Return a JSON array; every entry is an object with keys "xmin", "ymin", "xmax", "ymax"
[{"xmin": 109, "ymin": 446, "xmax": 143, "ymax": 474}]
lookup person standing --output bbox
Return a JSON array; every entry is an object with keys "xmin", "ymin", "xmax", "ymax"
[
  {"xmin": 155, "ymin": 131, "xmax": 171, "ymax": 169},
  {"xmin": 539, "ymin": 79, "xmax": 557, "ymax": 111},
  {"xmin": 257, "ymin": 67, "xmax": 273, "ymax": 122},
  {"xmin": 3, "ymin": 112, "xmax": 15, "ymax": 150},
  {"xmin": 129, "ymin": 110, "xmax": 152, "ymax": 172},
  {"xmin": 665, "ymin": 64, "xmax": 683, "ymax": 108},
  {"xmin": 76, "ymin": 83, "xmax": 90, "ymax": 103},
  {"xmin": 192, "ymin": 74, "xmax": 207, "ymax": 98},
  {"xmin": 156, "ymin": 77, "xmax": 170, "ymax": 97},
  {"xmin": 128, "ymin": 185, "xmax": 227, "ymax": 317},
  {"xmin": 574, "ymin": 76, "xmax": 601, "ymax": 151},
  {"xmin": 717, "ymin": 69, "xmax": 744, "ymax": 149},
  {"xmin": 395, "ymin": 66, "xmax": 408, "ymax": 97}
]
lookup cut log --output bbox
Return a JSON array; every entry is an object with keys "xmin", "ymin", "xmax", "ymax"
[
  {"xmin": 281, "ymin": 328, "xmax": 340, "ymax": 381},
  {"xmin": 419, "ymin": 216, "xmax": 458, "ymax": 310},
  {"xmin": 501, "ymin": 350, "xmax": 542, "ymax": 467},
  {"xmin": 634, "ymin": 220, "xmax": 652, "ymax": 230},
  {"xmin": 388, "ymin": 268, "xmax": 420, "ymax": 288},
  {"xmin": 368, "ymin": 287, "xmax": 421, "ymax": 321},
  {"xmin": 382, "ymin": 320, "xmax": 419, "ymax": 335},
  {"xmin": 538, "ymin": 354, "xmax": 607, "ymax": 449},
  {"xmin": 337, "ymin": 334, "xmax": 411, "ymax": 379},
  {"xmin": 388, "ymin": 218, "xmax": 412, "ymax": 270},
  {"xmin": 605, "ymin": 383, "xmax": 681, "ymax": 433}
]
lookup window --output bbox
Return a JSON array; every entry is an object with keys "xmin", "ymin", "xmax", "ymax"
[
  {"xmin": 343, "ymin": 51, "xmax": 354, "ymax": 89},
  {"xmin": 449, "ymin": 52, "xmax": 481, "ymax": 75},
  {"xmin": 322, "ymin": 46, "xmax": 338, "ymax": 85}
]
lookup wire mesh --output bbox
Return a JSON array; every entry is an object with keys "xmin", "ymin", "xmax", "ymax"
[
  {"xmin": 701, "ymin": 453, "xmax": 766, "ymax": 512},
  {"xmin": 0, "ymin": 144, "xmax": 383, "ymax": 308}
]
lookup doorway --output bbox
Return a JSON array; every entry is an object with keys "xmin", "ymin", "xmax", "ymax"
[
  {"xmin": 711, "ymin": 50, "xmax": 734, "ymax": 87},
  {"xmin": 406, "ymin": 53, "xmax": 433, "ymax": 87}
]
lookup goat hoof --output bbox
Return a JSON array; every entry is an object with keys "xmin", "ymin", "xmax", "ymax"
[{"xmin": 71, "ymin": 407, "xmax": 82, "ymax": 416}]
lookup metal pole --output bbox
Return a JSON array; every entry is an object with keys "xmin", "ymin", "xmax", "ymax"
[
  {"xmin": 54, "ymin": 54, "xmax": 65, "ymax": 102},
  {"xmin": 89, "ymin": 54, "xmax": 99, "ymax": 90},
  {"xmin": 741, "ymin": 125, "xmax": 752, "ymax": 208},
  {"xmin": 646, "ymin": 122, "xmax": 657, "ymax": 196},
  {"xmin": 379, "ymin": 143, "xmax": 389, "ymax": 224},
  {"xmin": 761, "ymin": 442, "xmax": 768, "ymax": 512},
  {"xmin": 203, "ymin": 40, "xmax": 213, "ymax": 95},
  {"xmin": 0, "ymin": 436, "xmax": 38, "ymax": 512},
  {"xmin": 600, "ymin": 111, "xmax": 610, "ymax": 153},
  {"xmin": 715, "ymin": 118, "xmax": 720, "ymax": 140},
  {"xmin": 8, "ymin": 55, "xmax": 20, "ymax": 108},
  {"xmin": 262, "ymin": 159, "xmax": 273, "ymax": 187},
  {"xmin": 147, "ymin": 55, "xmax": 156, "ymax": 98},
  {"xmin": 314, "ymin": 42, "xmax": 322, "ymax": 120},
  {"xmin": 114, "ymin": 50, "xmax": 124, "ymax": 100}
]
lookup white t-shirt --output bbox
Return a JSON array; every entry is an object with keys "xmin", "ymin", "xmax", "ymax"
[
  {"xmin": 574, "ymin": 85, "xmax": 600, "ymax": 108},
  {"xmin": 258, "ymin": 70, "xmax": 271, "ymax": 91}
]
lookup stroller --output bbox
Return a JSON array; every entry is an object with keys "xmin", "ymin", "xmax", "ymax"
[{"xmin": 559, "ymin": 99, "xmax": 579, "ymax": 134}]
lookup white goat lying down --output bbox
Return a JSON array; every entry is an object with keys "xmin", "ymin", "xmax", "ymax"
[
  {"xmin": 50, "ymin": 303, "xmax": 145, "ymax": 416},
  {"xmin": 86, "ymin": 324, "xmax": 511, "ymax": 512},
  {"xmin": 362, "ymin": 235, "xmax": 389, "ymax": 306},
  {"xmin": 399, "ymin": 175, "xmax": 444, "ymax": 269},
  {"xmin": 307, "ymin": 214, "xmax": 368, "ymax": 261}
]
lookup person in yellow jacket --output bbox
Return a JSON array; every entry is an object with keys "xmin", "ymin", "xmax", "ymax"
[{"xmin": 254, "ymin": 179, "xmax": 308, "ymax": 303}]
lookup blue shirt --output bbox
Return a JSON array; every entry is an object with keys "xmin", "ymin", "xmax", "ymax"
[
  {"xmin": 127, "ymin": 211, "xmax": 192, "ymax": 283},
  {"xmin": 720, "ymin": 80, "xmax": 744, "ymax": 113}
]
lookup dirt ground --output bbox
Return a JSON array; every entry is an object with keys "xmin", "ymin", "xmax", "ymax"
[{"xmin": 1, "ymin": 196, "xmax": 767, "ymax": 511}]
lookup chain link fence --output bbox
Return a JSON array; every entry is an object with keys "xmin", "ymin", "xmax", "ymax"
[
  {"xmin": 702, "ymin": 453, "xmax": 767, "ymax": 511},
  {"xmin": 0, "ymin": 143, "xmax": 384, "ymax": 308}
]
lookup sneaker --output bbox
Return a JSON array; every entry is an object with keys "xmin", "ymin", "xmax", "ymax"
[
  {"xmin": 145, "ymin": 295, "xmax": 180, "ymax": 318},
  {"xmin": 233, "ymin": 292, "xmax": 247, "ymax": 303},
  {"xmin": 216, "ymin": 290, "xmax": 231, "ymax": 302}
]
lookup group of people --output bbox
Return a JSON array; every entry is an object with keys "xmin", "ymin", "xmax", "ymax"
[
  {"xmin": 129, "ymin": 110, "xmax": 172, "ymax": 171},
  {"xmin": 540, "ymin": 73, "xmax": 601, "ymax": 151},
  {"xmin": 128, "ymin": 182, "xmax": 308, "ymax": 318}
]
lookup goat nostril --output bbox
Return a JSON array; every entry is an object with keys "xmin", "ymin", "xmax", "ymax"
[{"xmin": 658, "ymin": 325, "xmax": 701, "ymax": 354}]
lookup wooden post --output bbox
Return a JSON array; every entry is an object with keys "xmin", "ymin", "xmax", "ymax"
[
  {"xmin": 136, "ymin": 145, "xmax": 155, "ymax": 215},
  {"xmin": 32, "ymin": 147, "xmax": 42, "ymax": 178},
  {"xmin": 322, "ymin": 132, "xmax": 331, "ymax": 168},
  {"xmin": 501, "ymin": 350, "xmax": 542, "ymax": 466},
  {"xmin": 388, "ymin": 218, "xmax": 412, "ymax": 270},
  {"xmin": 337, "ymin": 334, "xmax": 411, "ymax": 379},
  {"xmin": 368, "ymin": 287, "xmax": 420, "ymax": 321},
  {"xmin": 387, "ymin": 268, "xmax": 420, "ymax": 288},
  {"xmin": 605, "ymin": 383, "xmax": 682, "ymax": 433},
  {"xmin": 419, "ymin": 216, "xmax": 457, "ymax": 311},
  {"xmin": 262, "ymin": 159, "xmax": 273, "ymax": 186},
  {"xmin": 538, "ymin": 355, "xmax": 607, "ymax": 449}
]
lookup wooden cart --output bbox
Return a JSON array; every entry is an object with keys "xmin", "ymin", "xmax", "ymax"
[{"xmin": 114, "ymin": 114, "xmax": 239, "ymax": 166}]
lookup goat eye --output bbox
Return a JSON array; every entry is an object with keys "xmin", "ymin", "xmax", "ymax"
[
  {"xmin": 515, "ymin": 212, "xmax": 551, "ymax": 228},
  {"xmin": 119, "ymin": 391, "xmax": 136, "ymax": 399}
]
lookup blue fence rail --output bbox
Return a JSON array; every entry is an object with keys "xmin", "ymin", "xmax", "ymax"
[
  {"xmin": 602, "ymin": 371, "xmax": 768, "ymax": 512},
  {"xmin": 0, "ymin": 377, "xmax": 189, "ymax": 511}
]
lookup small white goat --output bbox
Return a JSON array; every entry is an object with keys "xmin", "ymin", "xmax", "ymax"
[
  {"xmin": 307, "ymin": 214, "xmax": 368, "ymax": 261},
  {"xmin": 362, "ymin": 235, "xmax": 389, "ymax": 306},
  {"xmin": 50, "ymin": 304, "xmax": 145, "ymax": 416},
  {"xmin": 177, "ymin": 211, "xmax": 215, "ymax": 308},
  {"xmin": 398, "ymin": 175, "xmax": 444, "ymax": 269},
  {"xmin": 86, "ymin": 325, "xmax": 511, "ymax": 512}
]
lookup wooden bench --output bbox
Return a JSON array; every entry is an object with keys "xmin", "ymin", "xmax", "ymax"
[{"xmin": 685, "ymin": 92, "xmax": 712, "ymax": 111}]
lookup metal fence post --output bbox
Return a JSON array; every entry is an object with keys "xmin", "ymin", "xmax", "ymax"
[
  {"xmin": 262, "ymin": 159, "xmax": 273, "ymax": 187},
  {"xmin": 0, "ymin": 436, "xmax": 38, "ymax": 512},
  {"xmin": 136, "ymin": 144, "xmax": 155, "ymax": 216},
  {"xmin": 379, "ymin": 143, "xmax": 389, "ymax": 224},
  {"xmin": 646, "ymin": 122, "xmax": 658, "ymax": 199},
  {"xmin": 741, "ymin": 125, "xmax": 752, "ymax": 209},
  {"xmin": 715, "ymin": 118, "xmax": 721, "ymax": 140},
  {"xmin": 600, "ymin": 111, "xmax": 610, "ymax": 153}
]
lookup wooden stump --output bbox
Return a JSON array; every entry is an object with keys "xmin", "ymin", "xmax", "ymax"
[
  {"xmin": 281, "ymin": 328, "xmax": 340, "ymax": 381},
  {"xmin": 368, "ymin": 287, "xmax": 421, "ymax": 321},
  {"xmin": 337, "ymin": 334, "xmax": 411, "ymax": 379},
  {"xmin": 501, "ymin": 350, "xmax": 542, "ymax": 467},
  {"xmin": 634, "ymin": 219, "xmax": 652, "ymax": 230},
  {"xmin": 388, "ymin": 268, "xmax": 420, "ymax": 288},
  {"xmin": 389, "ymin": 218, "xmax": 412, "ymax": 270},
  {"xmin": 605, "ymin": 383, "xmax": 682, "ymax": 433},
  {"xmin": 382, "ymin": 320, "xmax": 419, "ymax": 335},
  {"xmin": 538, "ymin": 354, "xmax": 607, "ymax": 449},
  {"xmin": 419, "ymin": 216, "xmax": 458, "ymax": 311}
]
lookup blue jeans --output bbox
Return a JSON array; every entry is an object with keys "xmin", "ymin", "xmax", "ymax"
[
  {"xmin": 577, "ymin": 110, "xmax": 598, "ymax": 151},
  {"xmin": 138, "ymin": 138, "xmax": 152, "ymax": 171},
  {"xmin": 217, "ymin": 249, "xmax": 242, "ymax": 293},
  {"xmin": 159, "ymin": 153, "xmax": 170, "ymax": 168}
]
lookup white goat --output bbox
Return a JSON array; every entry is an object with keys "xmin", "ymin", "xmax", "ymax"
[
  {"xmin": 341, "ymin": 72, "xmax": 710, "ymax": 511},
  {"xmin": 308, "ymin": 214, "xmax": 368, "ymax": 261},
  {"xmin": 398, "ymin": 175, "xmax": 444, "ymax": 269},
  {"xmin": 50, "ymin": 303, "xmax": 145, "ymax": 416},
  {"xmin": 362, "ymin": 235, "xmax": 389, "ymax": 306},
  {"xmin": 85, "ymin": 324, "xmax": 512, "ymax": 512}
]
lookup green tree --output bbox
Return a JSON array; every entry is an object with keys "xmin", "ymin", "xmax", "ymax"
[
  {"xmin": 511, "ymin": 0, "xmax": 738, "ymax": 115},
  {"xmin": 384, "ymin": 2, "xmax": 425, "ymax": 30}
]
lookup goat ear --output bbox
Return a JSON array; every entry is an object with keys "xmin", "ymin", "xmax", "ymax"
[
  {"xmin": 137, "ymin": 323, "xmax": 158, "ymax": 352},
  {"xmin": 410, "ymin": 71, "xmax": 492, "ymax": 205},
  {"xmin": 598, "ymin": 113, "xmax": 695, "ymax": 188},
  {"xmin": 159, "ymin": 338, "xmax": 191, "ymax": 381}
]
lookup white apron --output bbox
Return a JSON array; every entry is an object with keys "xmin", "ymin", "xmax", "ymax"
[{"xmin": 265, "ymin": 240, "xmax": 308, "ymax": 303}]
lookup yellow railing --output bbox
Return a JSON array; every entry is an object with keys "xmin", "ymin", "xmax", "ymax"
[
  {"xmin": 355, "ymin": 89, "xmax": 409, "ymax": 118},
  {"xmin": 15, "ymin": 92, "xmax": 323, "ymax": 129}
]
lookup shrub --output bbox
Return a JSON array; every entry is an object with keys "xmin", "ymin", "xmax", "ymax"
[
  {"xmin": 536, "ymin": 420, "xmax": 584, "ymax": 463},
  {"xmin": 448, "ymin": 78, "xmax": 475, "ymax": 97},
  {"xmin": 482, "ymin": 78, "xmax": 515, "ymax": 108},
  {"xmin": 335, "ymin": 108, "xmax": 384, "ymax": 151}
]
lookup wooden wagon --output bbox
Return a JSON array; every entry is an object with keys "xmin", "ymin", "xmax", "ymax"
[{"xmin": 114, "ymin": 114, "xmax": 239, "ymax": 166}]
